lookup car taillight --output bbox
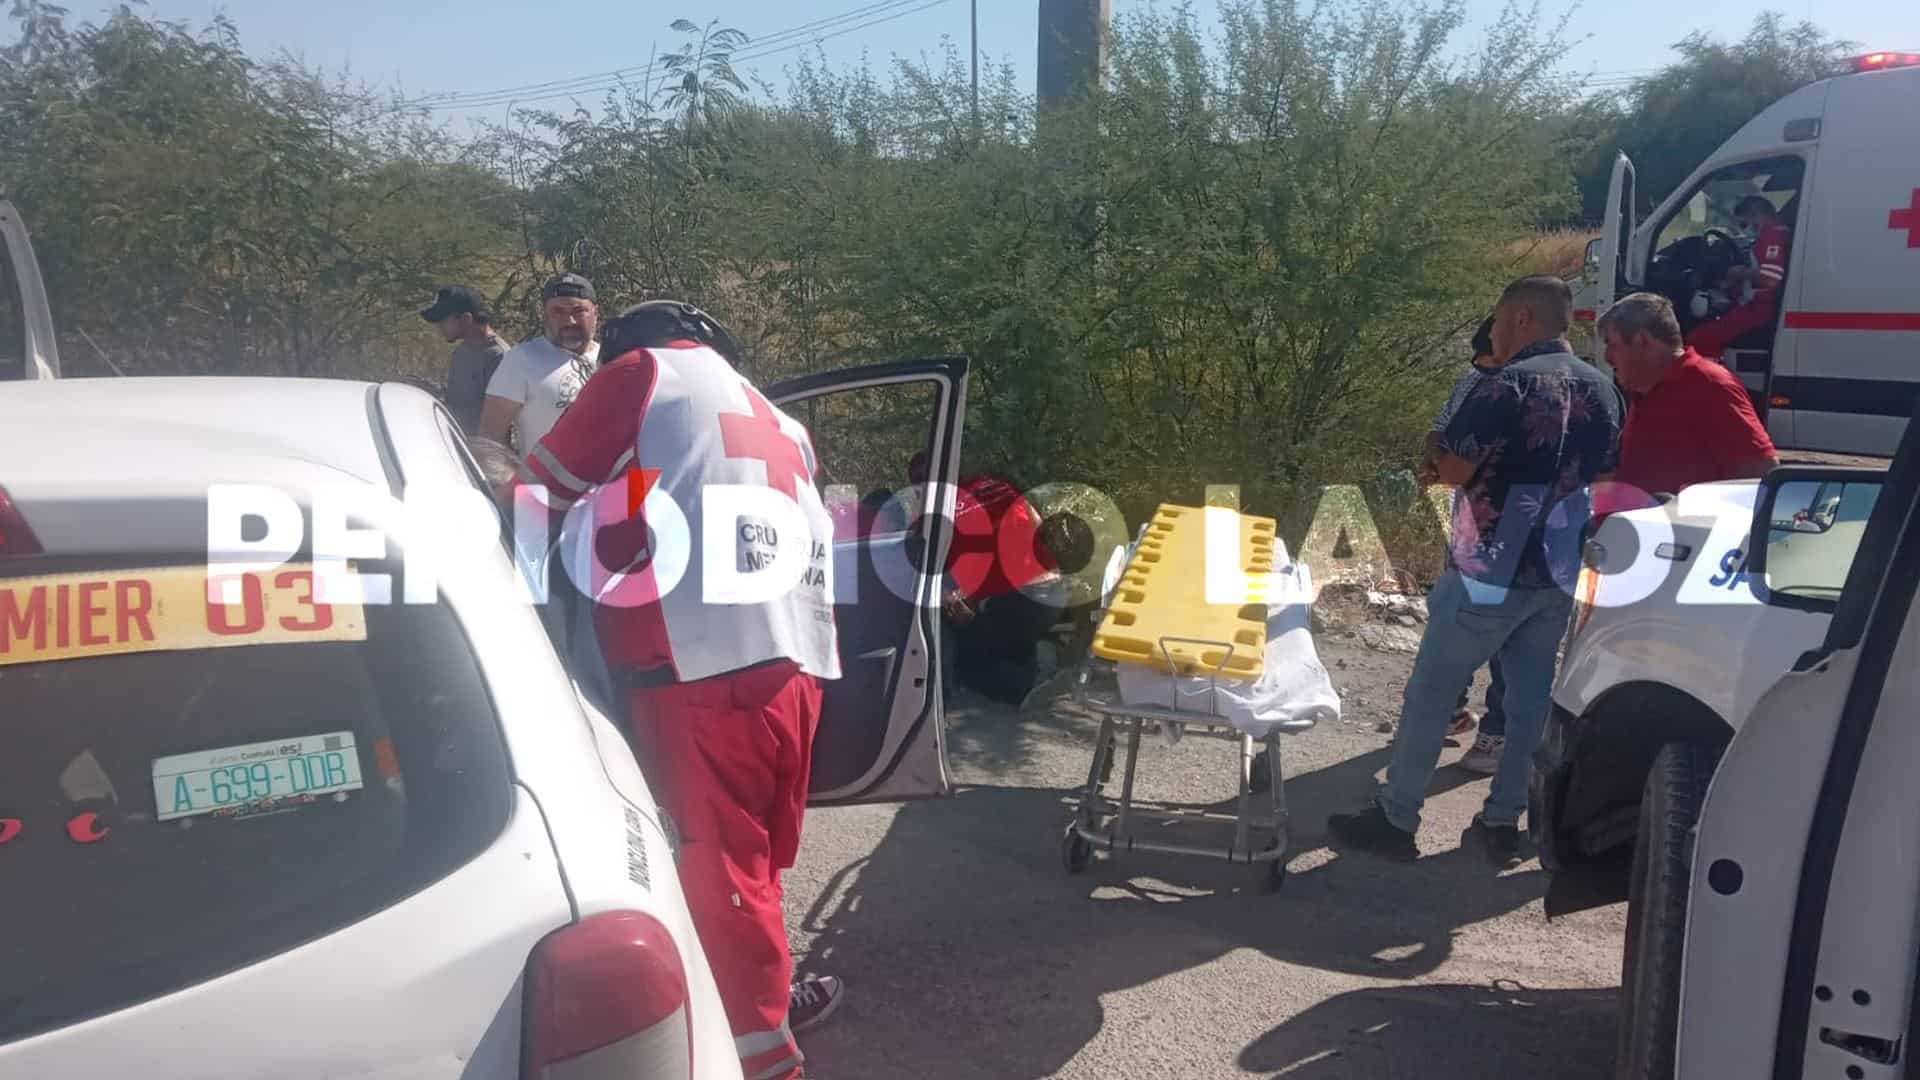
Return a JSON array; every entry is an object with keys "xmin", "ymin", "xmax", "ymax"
[
  {"xmin": 523, "ymin": 910, "xmax": 693, "ymax": 1078},
  {"xmin": 0, "ymin": 486, "xmax": 40, "ymax": 555}
]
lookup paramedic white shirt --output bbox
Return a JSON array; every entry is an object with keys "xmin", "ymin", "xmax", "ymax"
[{"xmin": 486, "ymin": 336, "xmax": 601, "ymax": 447}]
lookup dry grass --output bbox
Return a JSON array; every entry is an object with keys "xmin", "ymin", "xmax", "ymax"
[{"xmin": 1500, "ymin": 228, "xmax": 1600, "ymax": 280}]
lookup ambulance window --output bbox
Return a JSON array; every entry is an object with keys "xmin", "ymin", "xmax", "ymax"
[
  {"xmin": 790, "ymin": 383, "xmax": 940, "ymax": 541},
  {"xmin": 1655, "ymin": 157, "xmax": 1805, "ymax": 253}
]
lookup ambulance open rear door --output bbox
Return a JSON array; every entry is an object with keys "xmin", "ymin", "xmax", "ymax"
[{"xmin": 1594, "ymin": 152, "xmax": 1639, "ymax": 366}]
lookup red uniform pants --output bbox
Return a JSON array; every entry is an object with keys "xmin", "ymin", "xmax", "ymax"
[
  {"xmin": 1687, "ymin": 294, "xmax": 1779, "ymax": 359},
  {"xmin": 627, "ymin": 661, "xmax": 822, "ymax": 1080}
]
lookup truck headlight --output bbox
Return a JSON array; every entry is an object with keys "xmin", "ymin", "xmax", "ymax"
[{"xmin": 1571, "ymin": 564, "xmax": 1602, "ymax": 639}]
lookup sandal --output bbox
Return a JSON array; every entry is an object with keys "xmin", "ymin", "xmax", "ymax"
[{"xmin": 1447, "ymin": 708, "xmax": 1479, "ymax": 737}]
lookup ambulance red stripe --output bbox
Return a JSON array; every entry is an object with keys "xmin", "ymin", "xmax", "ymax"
[{"xmin": 1784, "ymin": 311, "xmax": 1920, "ymax": 332}]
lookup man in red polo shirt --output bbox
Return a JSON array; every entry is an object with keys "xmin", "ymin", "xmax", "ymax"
[{"xmin": 1604, "ymin": 292, "xmax": 1778, "ymax": 504}]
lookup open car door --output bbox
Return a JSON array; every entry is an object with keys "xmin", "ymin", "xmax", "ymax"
[
  {"xmin": 0, "ymin": 200, "xmax": 59, "ymax": 380},
  {"xmin": 1664, "ymin": 400, "xmax": 1920, "ymax": 1077},
  {"xmin": 769, "ymin": 356, "xmax": 969, "ymax": 806}
]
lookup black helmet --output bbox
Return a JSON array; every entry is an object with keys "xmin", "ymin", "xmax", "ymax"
[{"xmin": 598, "ymin": 300, "xmax": 744, "ymax": 368}]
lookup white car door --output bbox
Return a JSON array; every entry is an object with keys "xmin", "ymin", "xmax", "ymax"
[
  {"xmin": 768, "ymin": 356, "xmax": 970, "ymax": 805},
  {"xmin": 1670, "ymin": 400, "xmax": 1920, "ymax": 1078},
  {"xmin": 0, "ymin": 200, "xmax": 59, "ymax": 380}
]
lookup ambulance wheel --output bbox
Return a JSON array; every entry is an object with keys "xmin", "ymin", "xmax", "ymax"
[
  {"xmin": 1061, "ymin": 822, "xmax": 1094, "ymax": 874},
  {"xmin": 1616, "ymin": 742, "xmax": 1719, "ymax": 1080}
]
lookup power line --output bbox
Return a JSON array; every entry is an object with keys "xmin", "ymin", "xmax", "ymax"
[
  {"xmin": 414, "ymin": 67, "xmax": 655, "ymax": 112},
  {"xmin": 731, "ymin": 0, "xmax": 953, "ymax": 64},
  {"xmin": 415, "ymin": 0, "xmax": 953, "ymax": 114},
  {"xmin": 410, "ymin": 0, "xmax": 935, "ymax": 112},
  {"xmin": 714, "ymin": 0, "xmax": 935, "ymax": 56}
]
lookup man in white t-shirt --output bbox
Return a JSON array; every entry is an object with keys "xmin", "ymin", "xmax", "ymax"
[{"xmin": 479, "ymin": 272, "xmax": 601, "ymax": 448}]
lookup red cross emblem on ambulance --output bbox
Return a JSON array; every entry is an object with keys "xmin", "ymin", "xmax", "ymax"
[{"xmin": 1892, "ymin": 188, "xmax": 1920, "ymax": 249}]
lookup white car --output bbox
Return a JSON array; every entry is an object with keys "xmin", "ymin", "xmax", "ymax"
[{"xmin": 0, "ymin": 363, "xmax": 972, "ymax": 1077}]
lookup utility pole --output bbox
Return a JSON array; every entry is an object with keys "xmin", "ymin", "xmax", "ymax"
[
  {"xmin": 1036, "ymin": 0, "xmax": 1109, "ymax": 117},
  {"xmin": 970, "ymin": 0, "xmax": 980, "ymax": 136}
]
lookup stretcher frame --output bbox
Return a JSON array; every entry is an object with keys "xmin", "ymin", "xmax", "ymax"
[{"xmin": 1063, "ymin": 530, "xmax": 1319, "ymax": 892}]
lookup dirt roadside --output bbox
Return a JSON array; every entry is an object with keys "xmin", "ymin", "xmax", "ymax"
[{"xmin": 784, "ymin": 611, "xmax": 1628, "ymax": 1079}]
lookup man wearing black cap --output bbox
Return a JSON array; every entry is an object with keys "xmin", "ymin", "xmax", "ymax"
[
  {"xmin": 479, "ymin": 272, "xmax": 600, "ymax": 448},
  {"xmin": 420, "ymin": 285, "xmax": 510, "ymax": 436}
]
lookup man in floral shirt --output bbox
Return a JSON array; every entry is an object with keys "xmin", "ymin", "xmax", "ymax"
[{"xmin": 1331, "ymin": 276, "xmax": 1625, "ymax": 866}]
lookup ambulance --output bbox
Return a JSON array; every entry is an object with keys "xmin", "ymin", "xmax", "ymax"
[
  {"xmin": 1574, "ymin": 51, "xmax": 1920, "ymax": 456},
  {"xmin": 0, "ymin": 199, "xmax": 58, "ymax": 380}
]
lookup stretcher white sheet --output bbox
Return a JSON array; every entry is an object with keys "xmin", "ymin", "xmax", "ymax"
[{"xmin": 1103, "ymin": 552, "xmax": 1341, "ymax": 739}]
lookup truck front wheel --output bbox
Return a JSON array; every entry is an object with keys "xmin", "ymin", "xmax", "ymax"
[{"xmin": 1615, "ymin": 742, "xmax": 1720, "ymax": 1080}]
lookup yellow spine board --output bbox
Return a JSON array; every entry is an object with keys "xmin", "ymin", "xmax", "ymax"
[{"xmin": 1092, "ymin": 503, "xmax": 1278, "ymax": 679}]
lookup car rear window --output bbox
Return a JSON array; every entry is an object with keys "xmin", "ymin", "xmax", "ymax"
[{"xmin": 0, "ymin": 557, "xmax": 512, "ymax": 1044}]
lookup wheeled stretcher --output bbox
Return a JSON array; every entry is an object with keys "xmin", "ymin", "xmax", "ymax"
[{"xmin": 1059, "ymin": 505, "xmax": 1336, "ymax": 892}]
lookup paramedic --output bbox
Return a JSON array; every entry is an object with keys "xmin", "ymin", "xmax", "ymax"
[
  {"xmin": 908, "ymin": 454, "xmax": 1065, "ymax": 703},
  {"xmin": 525, "ymin": 301, "xmax": 843, "ymax": 1080},
  {"xmin": 1687, "ymin": 195, "xmax": 1793, "ymax": 359},
  {"xmin": 1605, "ymin": 292, "xmax": 1777, "ymax": 501},
  {"xmin": 1329, "ymin": 276, "xmax": 1625, "ymax": 866}
]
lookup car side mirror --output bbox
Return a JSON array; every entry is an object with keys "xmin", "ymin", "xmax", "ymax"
[
  {"xmin": 1583, "ymin": 238, "xmax": 1602, "ymax": 280},
  {"xmin": 1748, "ymin": 467, "xmax": 1887, "ymax": 612}
]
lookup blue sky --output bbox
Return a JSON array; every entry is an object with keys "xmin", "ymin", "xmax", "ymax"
[{"xmin": 57, "ymin": 0, "xmax": 1920, "ymax": 133}]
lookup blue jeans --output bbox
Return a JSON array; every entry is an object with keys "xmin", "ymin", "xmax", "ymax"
[
  {"xmin": 1378, "ymin": 571, "xmax": 1573, "ymax": 831},
  {"xmin": 1454, "ymin": 653, "xmax": 1506, "ymax": 737}
]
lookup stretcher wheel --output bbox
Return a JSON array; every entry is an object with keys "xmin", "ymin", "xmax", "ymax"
[
  {"xmin": 1061, "ymin": 821, "xmax": 1094, "ymax": 874},
  {"xmin": 1261, "ymin": 844, "xmax": 1287, "ymax": 894},
  {"xmin": 1249, "ymin": 753, "xmax": 1273, "ymax": 795}
]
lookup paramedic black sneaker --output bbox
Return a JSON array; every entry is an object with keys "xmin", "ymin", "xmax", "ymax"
[
  {"xmin": 789, "ymin": 976, "xmax": 844, "ymax": 1033},
  {"xmin": 1326, "ymin": 804, "xmax": 1418, "ymax": 862},
  {"xmin": 1463, "ymin": 816, "xmax": 1521, "ymax": 867}
]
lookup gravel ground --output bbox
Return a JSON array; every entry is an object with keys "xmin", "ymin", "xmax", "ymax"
[{"xmin": 783, "ymin": 636, "xmax": 1629, "ymax": 1079}]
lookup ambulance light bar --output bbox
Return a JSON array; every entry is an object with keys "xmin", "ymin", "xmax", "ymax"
[{"xmin": 1852, "ymin": 52, "xmax": 1920, "ymax": 73}]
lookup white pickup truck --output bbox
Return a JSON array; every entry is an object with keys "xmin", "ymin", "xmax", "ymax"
[
  {"xmin": 1530, "ymin": 457, "xmax": 1896, "ymax": 1075},
  {"xmin": 1532, "ymin": 469, "xmax": 1886, "ymax": 905},
  {"xmin": 0, "ymin": 199, "xmax": 59, "ymax": 380}
]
